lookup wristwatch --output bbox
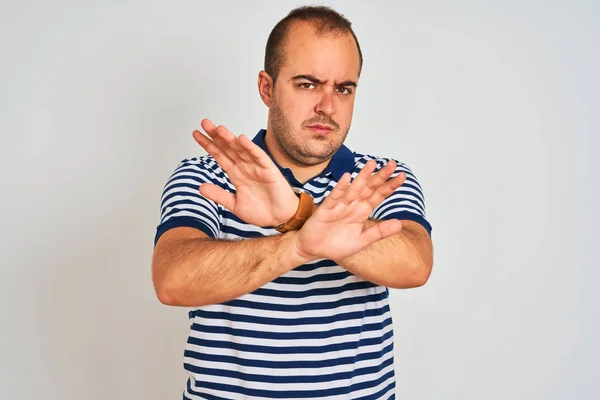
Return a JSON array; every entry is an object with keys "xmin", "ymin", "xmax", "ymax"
[{"xmin": 275, "ymin": 187, "xmax": 316, "ymax": 233}]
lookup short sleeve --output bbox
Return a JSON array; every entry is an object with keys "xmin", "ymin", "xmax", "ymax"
[
  {"xmin": 370, "ymin": 159, "xmax": 433, "ymax": 236},
  {"xmin": 154, "ymin": 157, "xmax": 222, "ymax": 245}
]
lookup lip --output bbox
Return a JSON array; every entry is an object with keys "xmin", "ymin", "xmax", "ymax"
[{"xmin": 307, "ymin": 124, "xmax": 334, "ymax": 133}]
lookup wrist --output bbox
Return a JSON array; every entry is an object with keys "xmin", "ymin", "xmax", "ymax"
[
  {"xmin": 279, "ymin": 230, "xmax": 315, "ymax": 267},
  {"xmin": 276, "ymin": 196, "xmax": 300, "ymax": 226},
  {"xmin": 274, "ymin": 189, "xmax": 315, "ymax": 233}
]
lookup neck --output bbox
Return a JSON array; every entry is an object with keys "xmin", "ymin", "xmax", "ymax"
[{"xmin": 263, "ymin": 128, "xmax": 329, "ymax": 185}]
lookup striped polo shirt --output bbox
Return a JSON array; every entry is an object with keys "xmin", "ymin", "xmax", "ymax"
[{"xmin": 154, "ymin": 129, "xmax": 432, "ymax": 400}]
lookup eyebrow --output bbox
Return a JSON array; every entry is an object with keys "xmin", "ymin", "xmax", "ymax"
[{"xmin": 291, "ymin": 74, "xmax": 357, "ymax": 87}]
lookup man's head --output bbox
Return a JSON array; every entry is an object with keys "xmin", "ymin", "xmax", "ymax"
[{"xmin": 258, "ymin": 6, "xmax": 363, "ymax": 168}]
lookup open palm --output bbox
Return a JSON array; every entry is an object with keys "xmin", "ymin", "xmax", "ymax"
[
  {"xmin": 193, "ymin": 119, "xmax": 298, "ymax": 227},
  {"xmin": 293, "ymin": 159, "xmax": 407, "ymax": 261}
]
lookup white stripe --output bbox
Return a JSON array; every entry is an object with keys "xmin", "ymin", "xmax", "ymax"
[
  {"xmin": 350, "ymin": 373, "xmax": 396, "ymax": 399},
  {"xmin": 162, "ymin": 210, "xmax": 218, "ymax": 235},
  {"xmin": 377, "ymin": 207, "xmax": 423, "ymax": 221},
  {"xmin": 220, "ymin": 217, "xmax": 277, "ymax": 236},
  {"xmin": 161, "ymin": 194, "xmax": 218, "ymax": 216},
  {"xmin": 200, "ymin": 294, "xmax": 389, "ymax": 319},
  {"xmin": 191, "ymin": 309, "xmax": 391, "ymax": 334},
  {"xmin": 183, "ymin": 349, "xmax": 393, "ymax": 379},
  {"xmin": 241, "ymin": 285, "xmax": 384, "ymax": 306},
  {"xmin": 185, "ymin": 382, "xmax": 353, "ymax": 400},
  {"xmin": 263, "ymin": 274, "xmax": 363, "ymax": 292},
  {"xmin": 185, "ymin": 334, "xmax": 394, "ymax": 364},
  {"xmin": 185, "ymin": 360, "xmax": 395, "ymax": 395},
  {"xmin": 188, "ymin": 320, "xmax": 393, "ymax": 349}
]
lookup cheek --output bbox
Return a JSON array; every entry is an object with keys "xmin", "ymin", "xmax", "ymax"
[
  {"xmin": 337, "ymin": 99, "xmax": 355, "ymax": 125},
  {"xmin": 282, "ymin": 93, "xmax": 314, "ymax": 122}
]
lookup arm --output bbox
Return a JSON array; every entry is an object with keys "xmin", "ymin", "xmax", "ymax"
[
  {"xmin": 334, "ymin": 159, "xmax": 434, "ymax": 288},
  {"xmin": 152, "ymin": 227, "xmax": 308, "ymax": 307},
  {"xmin": 292, "ymin": 159, "xmax": 434, "ymax": 288},
  {"xmin": 151, "ymin": 120, "xmax": 307, "ymax": 307},
  {"xmin": 335, "ymin": 219, "xmax": 433, "ymax": 288}
]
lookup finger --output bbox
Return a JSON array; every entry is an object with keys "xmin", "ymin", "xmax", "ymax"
[
  {"xmin": 200, "ymin": 119, "xmax": 243, "ymax": 163},
  {"xmin": 200, "ymin": 118, "xmax": 219, "ymax": 139},
  {"xmin": 192, "ymin": 130, "xmax": 234, "ymax": 171},
  {"xmin": 342, "ymin": 160, "xmax": 377, "ymax": 204},
  {"xmin": 238, "ymin": 134, "xmax": 277, "ymax": 168},
  {"xmin": 212, "ymin": 125, "xmax": 243, "ymax": 164},
  {"xmin": 321, "ymin": 172, "xmax": 351, "ymax": 208},
  {"xmin": 229, "ymin": 134, "xmax": 255, "ymax": 163},
  {"xmin": 199, "ymin": 183, "xmax": 236, "ymax": 211},
  {"xmin": 360, "ymin": 219, "xmax": 403, "ymax": 248},
  {"xmin": 368, "ymin": 160, "xmax": 397, "ymax": 188},
  {"xmin": 367, "ymin": 171, "xmax": 407, "ymax": 209},
  {"xmin": 360, "ymin": 160, "xmax": 397, "ymax": 202},
  {"xmin": 377, "ymin": 171, "xmax": 406, "ymax": 199}
]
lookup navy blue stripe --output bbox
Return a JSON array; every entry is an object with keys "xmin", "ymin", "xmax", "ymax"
[
  {"xmin": 349, "ymin": 369, "xmax": 395, "ymax": 397},
  {"xmin": 221, "ymin": 210, "xmax": 249, "ymax": 225},
  {"xmin": 224, "ymin": 291, "xmax": 387, "ymax": 313},
  {"xmin": 185, "ymin": 354, "xmax": 393, "ymax": 385},
  {"xmin": 384, "ymin": 181, "xmax": 424, "ymax": 198},
  {"xmin": 184, "ymin": 342, "xmax": 394, "ymax": 370},
  {"xmin": 186, "ymin": 378, "xmax": 229, "ymax": 400},
  {"xmin": 221, "ymin": 224, "xmax": 268, "ymax": 238},
  {"xmin": 161, "ymin": 198, "xmax": 218, "ymax": 220},
  {"xmin": 353, "ymin": 380, "xmax": 396, "ymax": 400},
  {"xmin": 378, "ymin": 194, "xmax": 425, "ymax": 215},
  {"xmin": 304, "ymin": 179, "xmax": 332, "ymax": 190},
  {"xmin": 253, "ymin": 281, "xmax": 375, "ymax": 299},
  {"xmin": 191, "ymin": 317, "xmax": 392, "ymax": 340},
  {"xmin": 187, "ymin": 329, "xmax": 393, "ymax": 355},
  {"xmin": 373, "ymin": 202, "xmax": 423, "ymax": 218},
  {"xmin": 192, "ymin": 304, "xmax": 390, "ymax": 326},
  {"xmin": 162, "ymin": 182, "xmax": 206, "ymax": 198},
  {"xmin": 161, "ymin": 206, "xmax": 216, "ymax": 226},
  {"xmin": 155, "ymin": 217, "xmax": 217, "ymax": 245},
  {"xmin": 376, "ymin": 211, "xmax": 432, "ymax": 236},
  {"xmin": 167, "ymin": 170, "xmax": 210, "ymax": 186},
  {"xmin": 272, "ymin": 271, "xmax": 351, "ymax": 285},
  {"xmin": 187, "ymin": 361, "xmax": 395, "ymax": 398},
  {"xmin": 175, "ymin": 163, "xmax": 235, "ymax": 192},
  {"xmin": 161, "ymin": 183, "xmax": 219, "ymax": 215},
  {"xmin": 292, "ymin": 258, "xmax": 338, "ymax": 272},
  {"xmin": 397, "ymin": 183, "xmax": 425, "ymax": 201},
  {"xmin": 380, "ymin": 190, "xmax": 425, "ymax": 211}
]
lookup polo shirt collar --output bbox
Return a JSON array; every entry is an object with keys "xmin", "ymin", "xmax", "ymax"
[{"xmin": 251, "ymin": 129, "xmax": 355, "ymax": 185}]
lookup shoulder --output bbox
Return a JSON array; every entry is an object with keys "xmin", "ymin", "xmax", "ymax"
[
  {"xmin": 351, "ymin": 152, "xmax": 416, "ymax": 175},
  {"xmin": 171, "ymin": 155, "xmax": 230, "ymax": 184}
]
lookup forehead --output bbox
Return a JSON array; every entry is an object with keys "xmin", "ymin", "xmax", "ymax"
[{"xmin": 279, "ymin": 22, "xmax": 361, "ymax": 81}]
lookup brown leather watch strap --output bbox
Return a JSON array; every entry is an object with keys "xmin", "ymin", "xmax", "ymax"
[{"xmin": 275, "ymin": 191, "xmax": 316, "ymax": 233}]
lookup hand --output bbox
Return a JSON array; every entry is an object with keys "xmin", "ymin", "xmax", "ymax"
[
  {"xmin": 192, "ymin": 119, "xmax": 299, "ymax": 227},
  {"xmin": 291, "ymin": 160, "xmax": 406, "ymax": 262}
]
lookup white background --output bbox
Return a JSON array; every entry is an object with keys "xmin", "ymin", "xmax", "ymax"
[{"xmin": 1, "ymin": 0, "xmax": 598, "ymax": 399}]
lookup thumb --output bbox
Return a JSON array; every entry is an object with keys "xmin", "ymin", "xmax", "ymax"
[
  {"xmin": 199, "ymin": 183, "xmax": 236, "ymax": 211},
  {"xmin": 360, "ymin": 219, "xmax": 403, "ymax": 248}
]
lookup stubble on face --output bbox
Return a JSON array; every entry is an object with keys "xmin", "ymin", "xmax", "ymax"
[{"xmin": 269, "ymin": 93, "xmax": 350, "ymax": 167}]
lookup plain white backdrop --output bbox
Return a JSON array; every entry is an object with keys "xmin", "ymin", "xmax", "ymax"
[{"xmin": 1, "ymin": 0, "xmax": 598, "ymax": 399}]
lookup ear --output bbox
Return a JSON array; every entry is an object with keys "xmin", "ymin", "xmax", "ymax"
[{"xmin": 258, "ymin": 70, "xmax": 274, "ymax": 107}]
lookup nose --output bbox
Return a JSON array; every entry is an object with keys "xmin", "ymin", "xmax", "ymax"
[{"xmin": 314, "ymin": 89, "xmax": 335, "ymax": 116}]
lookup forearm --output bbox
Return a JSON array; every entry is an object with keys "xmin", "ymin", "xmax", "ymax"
[
  {"xmin": 336, "ymin": 219, "xmax": 433, "ymax": 288},
  {"xmin": 153, "ymin": 231, "xmax": 309, "ymax": 307}
]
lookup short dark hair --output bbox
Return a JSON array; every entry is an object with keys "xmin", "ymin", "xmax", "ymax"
[{"xmin": 264, "ymin": 5, "xmax": 363, "ymax": 84}]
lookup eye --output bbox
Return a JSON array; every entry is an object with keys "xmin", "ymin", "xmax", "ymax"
[
  {"xmin": 336, "ymin": 87, "xmax": 353, "ymax": 95},
  {"xmin": 299, "ymin": 82, "xmax": 315, "ymax": 89}
]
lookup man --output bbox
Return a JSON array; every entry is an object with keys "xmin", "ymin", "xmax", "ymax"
[{"xmin": 152, "ymin": 5, "xmax": 433, "ymax": 400}]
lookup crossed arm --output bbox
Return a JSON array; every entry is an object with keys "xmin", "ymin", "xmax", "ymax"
[{"xmin": 152, "ymin": 119, "xmax": 433, "ymax": 307}]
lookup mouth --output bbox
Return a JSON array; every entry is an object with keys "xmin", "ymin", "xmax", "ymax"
[{"xmin": 307, "ymin": 124, "xmax": 334, "ymax": 134}]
